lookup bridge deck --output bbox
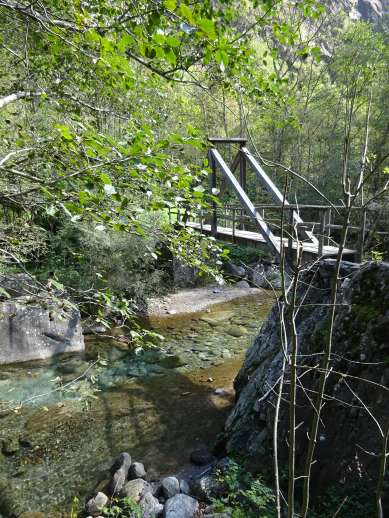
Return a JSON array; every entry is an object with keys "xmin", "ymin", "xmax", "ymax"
[{"xmin": 187, "ymin": 222, "xmax": 356, "ymax": 257}]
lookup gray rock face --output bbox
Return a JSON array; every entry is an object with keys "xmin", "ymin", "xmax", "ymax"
[
  {"xmin": 164, "ymin": 494, "xmax": 199, "ymax": 518},
  {"xmin": 225, "ymin": 260, "xmax": 389, "ymax": 490},
  {"xmin": 0, "ymin": 296, "xmax": 84, "ymax": 364},
  {"xmin": 161, "ymin": 476, "xmax": 180, "ymax": 499},
  {"xmin": 332, "ymin": 0, "xmax": 389, "ymax": 21}
]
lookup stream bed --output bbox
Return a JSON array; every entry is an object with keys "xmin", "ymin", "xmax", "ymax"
[{"xmin": 0, "ymin": 291, "xmax": 275, "ymax": 517}]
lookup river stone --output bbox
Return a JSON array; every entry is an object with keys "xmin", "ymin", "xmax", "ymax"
[
  {"xmin": 179, "ymin": 479, "xmax": 190, "ymax": 495},
  {"xmin": 120, "ymin": 478, "xmax": 152, "ymax": 501},
  {"xmin": 110, "ymin": 452, "xmax": 131, "ymax": 474},
  {"xmin": 161, "ymin": 476, "xmax": 180, "ymax": 499},
  {"xmin": 139, "ymin": 492, "xmax": 164, "ymax": 517},
  {"xmin": 225, "ymin": 325, "xmax": 247, "ymax": 338},
  {"xmin": 129, "ymin": 462, "xmax": 147, "ymax": 480},
  {"xmin": 164, "ymin": 494, "xmax": 199, "ymax": 518},
  {"xmin": 108, "ymin": 452, "xmax": 132, "ymax": 495},
  {"xmin": 190, "ymin": 448, "xmax": 214, "ymax": 466},
  {"xmin": 0, "ymin": 296, "xmax": 84, "ymax": 364},
  {"xmin": 158, "ymin": 354, "xmax": 187, "ymax": 369},
  {"xmin": 191, "ymin": 474, "xmax": 224, "ymax": 501},
  {"xmin": 86, "ymin": 491, "xmax": 108, "ymax": 515},
  {"xmin": 200, "ymin": 311, "xmax": 234, "ymax": 327}
]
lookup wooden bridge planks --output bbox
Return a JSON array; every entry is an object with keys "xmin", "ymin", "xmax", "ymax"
[{"xmin": 187, "ymin": 222, "xmax": 356, "ymax": 257}]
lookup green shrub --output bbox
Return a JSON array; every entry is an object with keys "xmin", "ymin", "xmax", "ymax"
[
  {"xmin": 35, "ymin": 212, "xmax": 169, "ymax": 312},
  {"xmin": 102, "ymin": 497, "xmax": 143, "ymax": 517},
  {"xmin": 218, "ymin": 241, "xmax": 272, "ymax": 266},
  {"xmin": 211, "ymin": 460, "xmax": 276, "ymax": 518}
]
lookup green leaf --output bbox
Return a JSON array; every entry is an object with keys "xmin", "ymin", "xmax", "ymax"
[
  {"xmin": 311, "ymin": 46, "xmax": 322, "ymax": 63},
  {"xmin": 100, "ymin": 172, "xmax": 111, "ymax": 185},
  {"xmin": 164, "ymin": 0, "xmax": 176, "ymax": 9},
  {"xmin": 180, "ymin": 4, "xmax": 194, "ymax": 23},
  {"xmin": 55, "ymin": 124, "xmax": 73, "ymax": 141},
  {"xmin": 0, "ymin": 287, "xmax": 11, "ymax": 299},
  {"xmin": 197, "ymin": 18, "xmax": 216, "ymax": 40},
  {"xmin": 166, "ymin": 35, "xmax": 180, "ymax": 47}
]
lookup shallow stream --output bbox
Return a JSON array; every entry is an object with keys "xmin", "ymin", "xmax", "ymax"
[{"xmin": 0, "ymin": 292, "xmax": 275, "ymax": 517}]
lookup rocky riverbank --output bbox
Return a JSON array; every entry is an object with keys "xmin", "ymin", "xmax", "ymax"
[{"xmin": 84, "ymin": 450, "xmax": 232, "ymax": 518}]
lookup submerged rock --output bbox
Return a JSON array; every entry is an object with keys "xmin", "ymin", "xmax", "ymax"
[
  {"xmin": 225, "ymin": 325, "xmax": 246, "ymax": 338},
  {"xmin": 190, "ymin": 448, "xmax": 215, "ymax": 466}
]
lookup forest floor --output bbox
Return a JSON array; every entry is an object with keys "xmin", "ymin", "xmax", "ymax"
[{"xmin": 147, "ymin": 283, "xmax": 264, "ymax": 316}]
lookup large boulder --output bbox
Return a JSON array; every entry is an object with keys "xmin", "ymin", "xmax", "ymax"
[
  {"xmin": 0, "ymin": 296, "xmax": 84, "ymax": 364},
  {"xmin": 225, "ymin": 260, "xmax": 389, "ymax": 496}
]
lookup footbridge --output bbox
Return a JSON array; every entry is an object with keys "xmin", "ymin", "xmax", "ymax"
[{"xmin": 178, "ymin": 138, "xmax": 383, "ymax": 266}]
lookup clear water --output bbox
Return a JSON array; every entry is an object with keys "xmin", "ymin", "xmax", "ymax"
[{"xmin": 0, "ymin": 292, "xmax": 275, "ymax": 517}]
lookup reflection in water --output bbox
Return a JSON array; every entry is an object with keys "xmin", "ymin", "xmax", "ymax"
[{"xmin": 0, "ymin": 292, "xmax": 275, "ymax": 516}]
